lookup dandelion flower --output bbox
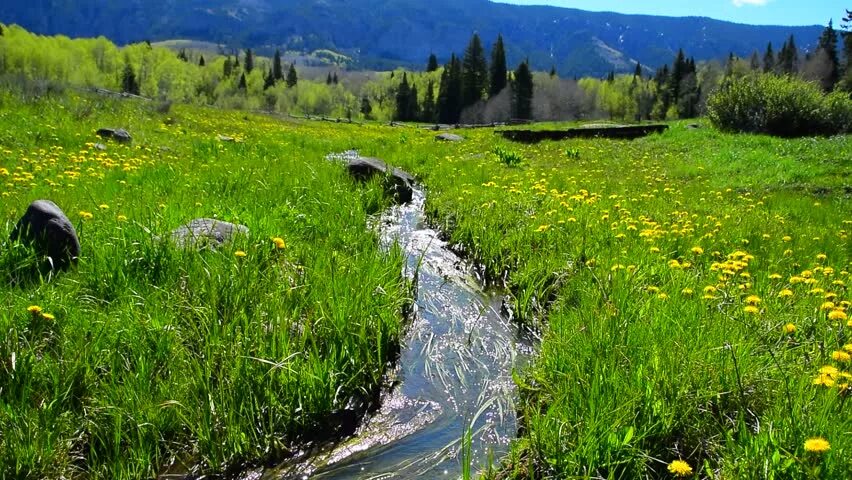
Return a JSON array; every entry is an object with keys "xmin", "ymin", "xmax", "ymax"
[
  {"xmin": 828, "ymin": 310, "xmax": 848, "ymax": 321},
  {"xmin": 681, "ymin": 288, "xmax": 694, "ymax": 296},
  {"xmin": 272, "ymin": 237, "xmax": 286, "ymax": 249},
  {"xmin": 79, "ymin": 211, "xmax": 93, "ymax": 220},
  {"xmin": 832, "ymin": 351, "xmax": 851, "ymax": 362},
  {"xmin": 98, "ymin": 204, "xmax": 109, "ymax": 210},
  {"xmin": 783, "ymin": 323, "xmax": 797, "ymax": 334},
  {"xmin": 234, "ymin": 250, "xmax": 247, "ymax": 258},
  {"xmin": 769, "ymin": 273, "xmax": 782, "ymax": 280},
  {"xmin": 667, "ymin": 460, "xmax": 693, "ymax": 477},
  {"xmin": 41, "ymin": 312, "xmax": 55, "ymax": 321},
  {"xmin": 778, "ymin": 289, "xmax": 793, "ymax": 298},
  {"xmin": 27, "ymin": 305, "xmax": 42, "ymax": 314},
  {"xmin": 745, "ymin": 295, "xmax": 761, "ymax": 305},
  {"xmin": 744, "ymin": 305, "xmax": 760, "ymax": 315},
  {"xmin": 691, "ymin": 246, "xmax": 704, "ymax": 255},
  {"xmin": 804, "ymin": 437, "xmax": 830, "ymax": 453},
  {"xmin": 117, "ymin": 215, "xmax": 128, "ymax": 222},
  {"xmin": 820, "ymin": 302, "xmax": 836, "ymax": 311}
]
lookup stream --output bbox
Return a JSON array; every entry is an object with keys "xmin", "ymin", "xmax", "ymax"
[{"xmin": 265, "ymin": 160, "xmax": 536, "ymax": 479}]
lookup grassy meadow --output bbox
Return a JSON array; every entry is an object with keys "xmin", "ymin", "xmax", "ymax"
[{"xmin": 0, "ymin": 87, "xmax": 850, "ymax": 479}]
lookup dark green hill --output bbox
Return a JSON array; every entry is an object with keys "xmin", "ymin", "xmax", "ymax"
[{"xmin": 0, "ymin": 0, "xmax": 824, "ymax": 76}]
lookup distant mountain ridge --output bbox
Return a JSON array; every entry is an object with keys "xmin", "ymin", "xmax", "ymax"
[{"xmin": 0, "ymin": 0, "xmax": 825, "ymax": 76}]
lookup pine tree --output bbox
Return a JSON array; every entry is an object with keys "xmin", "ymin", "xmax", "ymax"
[
  {"xmin": 422, "ymin": 80, "xmax": 436, "ymax": 123},
  {"xmin": 438, "ymin": 54, "xmax": 463, "ymax": 124},
  {"xmin": 244, "ymin": 48, "xmax": 254, "ymax": 74},
  {"xmin": 224, "ymin": 56, "xmax": 233, "ymax": 77},
  {"xmin": 606, "ymin": 70, "xmax": 615, "ymax": 82},
  {"xmin": 273, "ymin": 49, "xmax": 284, "ymax": 81},
  {"xmin": 779, "ymin": 35, "xmax": 798, "ymax": 75},
  {"xmin": 333, "ymin": 72, "xmax": 339, "ymax": 84},
  {"xmin": 408, "ymin": 84, "xmax": 420, "ymax": 122},
  {"xmin": 360, "ymin": 95, "xmax": 373, "ymax": 119},
  {"xmin": 286, "ymin": 64, "xmax": 298, "ymax": 87},
  {"xmin": 395, "ymin": 72, "xmax": 412, "ymax": 121},
  {"xmin": 327, "ymin": 72, "xmax": 333, "ymax": 85},
  {"xmin": 749, "ymin": 51, "xmax": 761, "ymax": 70},
  {"xmin": 763, "ymin": 43, "xmax": 775, "ymax": 73},
  {"xmin": 0, "ymin": 24, "xmax": 4, "ymax": 36},
  {"xmin": 427, "ymin": 53, "xmax": 439, "ymax": 72},
  {"xmin": 512, "ymin": 60, "xmax": 534, "ymax": 120},
  {"xmin": 198, "ymin": 55, "xmax": 206, "ymax": 67},
  {"xmin": 238, "ymin": 73, "xmax": 247, "ymax": 90},
  {"xmin": 489, "ymin": 34, "xmax": 508, "ymax": 97},
  {"xmin": 121, "ymin": 59, "xmax": 140, "ymax": 95},
  {"xmin": 634, "ymin": 62, "xmax": 643, "ymax": 79},
  {"xmin": 462, "ymin": 33, "xmax": 488, "ymax": 108},
  {"xmin": 550, "ymin": 65, "xmax": 557, "ymax": 77},
  {"xmin": 843, "ymin": 10, "xmax": 852, "ymax": 85},
  {"xmin": 668, "ymin": 49, "xmax": 686, "ymax": 100},
  {"xmin": 263, "ymin": 69, "xmax": 275, "ymax": 90},
  {"xmin": 177, "ymin": 49, "xmax": 188, "ymax": 62},
  {"xmin": 817, "ymin": 20, "xmax": 840, "ymax": 91}
]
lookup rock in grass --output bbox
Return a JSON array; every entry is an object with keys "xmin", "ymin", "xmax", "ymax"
[
  {"xmin": 170, "ymin": 218, "xmax": 248, "ymax": 249},
  {"xmin": 217, "ymin": 134, "xmax": 235, "ymax": 142},
  {"xmin": 96, "ymin": 128, "xmax": 132, "ymax": 143},
  {"xmin": 93, "ymin": 143, "xmax": 107, "ymax": 151},
  {"xmin": 435, "ymin": 133, "xmax": 464, "ymax": 142},
  {"xmin": 11, "ymin": 200, "xmax": 80, "ymax": 270},
  {"xmin": 346, "ymin": 157, "xmax": 415, "ymax": 204}
]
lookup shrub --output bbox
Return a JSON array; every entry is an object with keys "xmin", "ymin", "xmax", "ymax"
[
  {"xmin": 707, "ymin": 74, "xmax": 852, "ymax": 137},
  {"xmin": 494, "ymin": 145, "xmax": 523, "ymax": 166}
]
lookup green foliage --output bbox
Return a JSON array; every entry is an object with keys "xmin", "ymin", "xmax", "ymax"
[
  {"xmin": 489, "ymin": 34, "xmax": 508, "ymax": 97},
  {"xmin": 493, "ymin": 145, "xmax": 523, "ymax": 166},
  {"xmin": 512, "ymin": 61, "xmax": 533, "ymax": 120},
  {"xmin": 461, "ymin": 33, "xmax": 488, "ymax": 108},
  {"xmin": 707, "ymin": 74, "xmax": 852, "ymax": 136},
  {"xmin": 426, "ymin": 53, "xmax": 438, "ymax": 72}
]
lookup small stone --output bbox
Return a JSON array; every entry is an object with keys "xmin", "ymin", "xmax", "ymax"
[
  {"xmin": 11, "ymin": 200, "xmax": 80, "ymax": 270},
  {"xmin": 170, "ymin": 218, "xmax": 248, "ymax": 249},
  {"xmin": 436, "ymin": 133, "xmax": 464, "ymax": 142},
  {"xmin": 96, "ymin": 128, "xmax": 132, "ymax": 143}
]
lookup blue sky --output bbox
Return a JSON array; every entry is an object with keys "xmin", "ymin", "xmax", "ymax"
[{"xmin": 495, "ymin": 1, "xmax": 847, "ymax": 26}]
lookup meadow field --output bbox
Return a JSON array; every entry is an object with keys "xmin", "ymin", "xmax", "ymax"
[{"xmin": 0, "ymin": 88, "xmax": 850, "ymax": 479}]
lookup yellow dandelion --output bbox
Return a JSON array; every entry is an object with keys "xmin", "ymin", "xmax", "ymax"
[
  {"xmin": 234, "ymin": 250, "xmax": 247, "ymax": 258},
  {"xmin": 272, "ymin": 237, "xmax": 286, "ymax": 249},
  {"xmin": 820, "ymin": 302, "xmax": 836, "ymax": 311},
  {"xmin": 667, "ymin": 460, "xmax": 693, "ymax": 477},
  {"xmin": 816, "ymin": 253, "xmax": 827, "ymax": 261},
  {"xmin": 843, "ymin": 344, "xmax": 852, "ymax": 353},
  {"xmin": 820, "ymin": 365, "xmax": 839, "ymax": 376},
  {"xmin": 769, "ymin": 273, "xmax": 782, "ymax": 280},
  {"xmin": 813, "ymin": 375, "xmax": 836, "ymax": 387},
  {"xmin": 79, "ymin": 211, "xmax": 93, "ymax": 220},
  {"xmin": 536, "ymin": 224, "xmax": 551, "ymax": 233},
  {"xmin": 27, "ymin": 305, "xmax": 42, "ymax": 314},
  {"xmin": 745, "ymin": 295, "xmax": 761, "ymax": 305},
  {"xmin": 783, "ymin": 323, "xmax": 797, "ymax": 334},
  {"xmin": 828, "ymin": 310, "xmax": 848, "ymax": 321},
  {"xmin": 98, "ymin": 204, "xmax": 109, "ymax": 210},
  {"xmin": 650, "ymin": 246, "xmax": 661, "ymax": 253},
  {"xmin": 832, "ymin": 351, "xmax": 851, "ymax": 362},
  {"xmin": 744, "ymin": 305, "xmax": 760, "ymax": 315},
  {"xmin": 782, "ymin": 236, "xmax": 792, "ymax": 242},
  {"xmin": 681, "ymin": 288, "xmax": 694, "ymax": 295},
  {"xmin": 804, "ymin": 437, "xmax": 830, "ymax": 453},
  {"xmin": 41, "ymin": 312, "xmax": 55, "ymax": 321},
  {"xmin": 778, "ymin": 289, "xmax": 793, "ymax": 298},
  {"xmin": 691, "ymin": 246, "xmax": 704, "ymax": 255},
  {"xmin": 703, "ymin": 285, "xmax": 717, "ymax": 294}
]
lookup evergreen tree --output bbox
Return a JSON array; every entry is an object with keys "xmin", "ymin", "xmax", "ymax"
[
  {"xmin": 333, "ymin": 72, "xmax": 339, "ymax": 84},
  {"xmin": 0, "ymin": 24, "xmax": 4, "ymax": 36},
  {"xmin": 843, "ymin": 10, "xmax": 852, "ymax": 87},
  {"xmin": 422, "ymin": 80, "xmax": 436, "ymax": 123},
  {"xmin": 273, "ymin": 49, "xmax": 284, "ymax": 81},
  {"xmin": 512, "ymin": 60, "xmax": 534, "ymax": 120},
  {"xmin": 489, "ymin": 34, "xmax": 508, "ymax": 97},
  {"xmin": 653, "ymin": 64, "xmax": 671, "ymax": 117},
  {"xmin": 244, "ymin": 48, "xmax": 254, "ymax": 73},
  {"xmin": 395, "ymin": 72, "xmax": 414, "ymax": 121},
  {"xmin": 177, "ymin": 49, "xmax": 188, "ymax": 62},
  {"xmin": 550, "ymin": 65, "xmax": 557, "ymax": 77},
  {"xmin": 779, "ymin": 35, "xmax": 798, "ymax": 75},
  {"xmin": 224, "ymin": 56, "xmax": 233, "ymax": 77},
  {"xmin": 360, "ymin": 95, "xmax": 373, "ymax": 119},
  {"xmin": 327, "ymin": 72, "xmax": 333, "ymax": 85},
  {"xmin": 634, "ymin": 62, "xmax": 643, "ymax": 79},
  {"xmin": 606, "ymin": 70, "xmax": 615, "ymax": 82},
  {"xmin": 749, "ymin": 51, "xmax": 761, "ymax": 70},
  {"xmin": 462, "ymin": 33, "xmax": 488, "ymax": 108},
  {"xmin": 427, "ymin": 53, "xmax": 439, "ymax": 72},
  {"xmin": 438, "ymin": 54, "xmax": 464, "ymax": 124},
  {"xmin": 763, "ymin": 43, "xmax": 775, "ymax": 73},
  {"xmin": 286, "ymin": 64, "xmax": 298, "ymax": 87},
  {"xmin": 817, "ymin": 20, "xmax": 840, "ymax": 90},
  {"xmin": 668, "ymin": 49, "xmax": 687, "ymax": 101},
  {"xmin": 234, "ymin": 54, "xmax": 240, "ymax": 69},
  {"xmin": 263, "ymin": 69, "xmax": 275, "ymax": 90},
  {"xmin": 238, "ymin": 72, "xmax": 247, "ymax": 90},
  {"xmin": 198, "ymin": 55, "xmax": 206, "ymax": 67},
  {"xmin": 120, "ymin": 59, "xmax": 140, "ymax": 95},
  {"xmin": 408, "ymin": 84, "xmax": 420, "ymax": 122},
  {"xmin": 677, "ymin": 58, "xmax": 700, "ymax": 118}
]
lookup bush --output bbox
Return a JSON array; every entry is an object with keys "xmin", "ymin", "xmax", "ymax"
[
  {"xmin": 494, "ymin": 145, "xmax": 523, "ymax": 166},
  {"xmin": 707, "ymin": 74, "xmax": 852, "ymax": 137}
]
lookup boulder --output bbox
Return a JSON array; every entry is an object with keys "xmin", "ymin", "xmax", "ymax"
[
  {"xmin": 11, "ymin": 200, "xmax": 80, "ymax": 270},
  {"xmin": 170, "ymin": 218, "xmax": 248, "ymax": 249},
  {"xmin": 96, "ymin": 128, "xmax": 132, "ymax": 143},
  {"xmin": 436, "ymin": 133, "xmax": 464, "ymax": 142},
  {"xmin": 93, "ymin": 143, "xmax": 107, "ymax": 151},
  {"xmin": 346, "ymin": 157, "xmax": 414, "ymax": 203}
]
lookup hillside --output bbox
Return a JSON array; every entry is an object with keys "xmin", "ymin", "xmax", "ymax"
[{"xmin": 0, "ymin": 0, "xmax": 824, "ymax": 76}]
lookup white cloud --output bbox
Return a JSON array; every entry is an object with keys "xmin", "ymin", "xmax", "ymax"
[{"xmin": 732, "ymin": 0, "xmax": 770, "ymax": 6}]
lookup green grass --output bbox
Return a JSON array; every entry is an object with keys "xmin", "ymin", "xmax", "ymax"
[
  {"xmin": 0, "ymin": 91, "xmax": 412, "ymax": 478},
  {"xmin": 1, "ymin": 90, "xmax": 850, "ymax": 479}
]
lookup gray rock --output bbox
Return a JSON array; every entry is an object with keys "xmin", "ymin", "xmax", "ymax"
[
  {"xmin": 93, "ymin": 143, "xmax": 107, "ymax": 151},
  {"xmin": 170, "ymin": 218, "xmax": 248, "ymax": 249},
  {"xmin": 217, "ymin": 134, "xmax": 235, "ymax": 142},
  {"xmin": 436, "ymin": 133, "xmax": 464, "ymax": 142},
  {"xmin": 346, "ymin": 157, "xmax": 414, "ymax": 204},
  {"xmin": 96, "ymin": 128, "xmax": 132, "ymax": 143},
  {"xmin": 11, "ymin": 200, "xmax": 80, "ymax": 270}
]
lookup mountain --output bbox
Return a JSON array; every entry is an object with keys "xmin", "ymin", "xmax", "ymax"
[{"xmin": 0, "ymin": 0, "xmax": 825, "ymax": 76}]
